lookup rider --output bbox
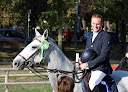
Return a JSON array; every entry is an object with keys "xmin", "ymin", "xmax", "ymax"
[{"xmin": 79, "ymin": 14, "xmax": 113, "ymax": 92}]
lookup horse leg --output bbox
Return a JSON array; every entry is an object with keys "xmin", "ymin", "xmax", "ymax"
[{"xmin": 48, "ymin": 72, "xmax": 58, "ymax": 92}]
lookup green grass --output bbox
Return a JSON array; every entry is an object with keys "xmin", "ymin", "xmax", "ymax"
[
  {"xmin": 0, "ymin": 70, "xmax": 52, "ymax": 92},
  {"xmin": 0, "ymin": 84, "xmax": 52, "ymax": 92}
]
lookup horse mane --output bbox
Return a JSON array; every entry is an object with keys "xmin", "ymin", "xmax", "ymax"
[
  {"xmin": 48, "ymin": 37, "xmax": 57, "ymax": 45},
  {"xmin": 116, "ymin": 57, "xmax": 128, "ymax": 71},
  {"xmin": 45, "ymin": 37, "xmax": 73, "ymax": 70}
]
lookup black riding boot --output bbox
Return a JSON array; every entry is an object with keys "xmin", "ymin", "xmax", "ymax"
[
  {"xmin": 91, "ymin": 84, "xmax": 107, "ymax": 92},
  {"xmin": 91, "ymin": 85, "xmax": 100, "ymax": 92}
]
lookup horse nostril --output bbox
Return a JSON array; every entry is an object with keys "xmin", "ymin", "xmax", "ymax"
[{"xmin": 14, "ymin": 62, "xmax": 18, "ymax": 66}]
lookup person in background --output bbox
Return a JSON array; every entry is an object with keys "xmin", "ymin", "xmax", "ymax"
[
  {"xmin": 1, "ymin": 25, "xmax": 3, "ymax": 28},
  {"xmin": 79, "ymin": 14, "xmax": 113, "ymax": 92},
  {"xmin": 80, "ymin": 26, "xmax": 85, "ymax": 41},
  {"xmin": 66, "ymin": 27, "xmax": 72, "ymax": 42},
  {"xmin": 9, "ymin": 23, "xmax": 13, "ymax": 29},
  {"xmin": 57, "ymin": 76, "xmax": 75, "ymax": 92},
  {"xmin": 4, "ymin": 25, "xmax": 10, "ymax": 28},
  {"xmin": 13, "ymin": 22, "xmax": 20, "ymax": 32}
]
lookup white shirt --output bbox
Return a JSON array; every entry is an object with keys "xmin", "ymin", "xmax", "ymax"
[{"xmin": 92, "ymin": 29, "xmax": 102, "ymax": 43}]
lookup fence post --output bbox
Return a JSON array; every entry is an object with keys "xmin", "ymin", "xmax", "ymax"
[
  {"xmin": 5, "ymin": 71, "xmax": 9, "ymax": 92},
  {"xmin": 75, "ymin": 53, "xmax": 79, "ymax": 68}
]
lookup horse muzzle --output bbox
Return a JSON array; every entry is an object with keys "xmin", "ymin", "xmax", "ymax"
[{"xmin": 13, "ymin": 59, "xmax": 25, "ymax": 70}]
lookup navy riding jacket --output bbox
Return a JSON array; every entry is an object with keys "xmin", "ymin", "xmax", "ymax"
[{"xmin": 86, "ymin": 30, "xmax": 112, "ymax": 74}]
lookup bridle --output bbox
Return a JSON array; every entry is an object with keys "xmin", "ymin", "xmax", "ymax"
[
  {"xmin": 17, "ymin": 37, "xmax": 88, "ymax": 83},
  {"xmin": 18, "ymin": 38, "xmax": 41, "ymax": 66}
]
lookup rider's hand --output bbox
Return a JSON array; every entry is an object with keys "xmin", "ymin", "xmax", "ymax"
[{"xmin": 79, "ymin": 58, "xmax": 87, "ymax": 70}]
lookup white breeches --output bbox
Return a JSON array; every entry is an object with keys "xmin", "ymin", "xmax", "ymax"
[{"xmin": 89, "ymin": 70, "xmax": 106, "ymax": 91}]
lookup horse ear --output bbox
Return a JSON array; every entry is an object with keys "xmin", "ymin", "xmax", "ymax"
[
  {"xmin": 42, "ymin": 29, "xmax": 48, "ymax": 39},
  {"xmin": 35, "ymin": 28, "xmax": 41, "ymax": 36}
]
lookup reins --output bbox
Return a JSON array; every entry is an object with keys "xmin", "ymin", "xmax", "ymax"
[
  {"xmin": 27, "ymin": 66, "xmax": 48, "ymax": 80},
  {"xmin": 27, "ymin": 62, "xmax": 87, "ymax": 83}
]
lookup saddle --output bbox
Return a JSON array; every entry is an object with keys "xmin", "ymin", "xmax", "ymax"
[{"xmin": 83, "ymin": 71, "xmax": 118, "ymax": 92}]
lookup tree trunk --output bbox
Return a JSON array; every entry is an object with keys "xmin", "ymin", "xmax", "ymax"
[
  {"xmin": 121, "ymin": 19, "xmax": 126, "ymax": 55},
  {"xmin": 58, "ymin": 27, "xmax": 62, "ymax": 50},
  {"xmin": 24, "ymin": 15, "xmax": 27, "ymax": 46},
  {"xmin": 104, "ymin": 21, "xmax": 107, "ymax": 31},
  {"xmin": 116, "ymin": 21, "xmax": 119, "ymax": 35},
  {"xmin": 104, "ymin": 21, "xmax": 112, "ymax": 32},
  {"xmin": 74, "ymin": 15, "xmax": 77, "ymax": 46},
  {"xmin": 106, "ymin": 21, "xmax": 112, "ymax": 32},
  {"xmin": 57, "ymin": 0, "xmax": 62, "ymax": 50},
  {"xmin": 0, "ymin": 16, "xmax": 1, "ymax": 31},
  {"xmin": 82, "ymin": 17, "xmax": 86, "ymax": 32},
  {"xmin": 49, "ymin": 23, "xmax": 53, "ymax": 37}
]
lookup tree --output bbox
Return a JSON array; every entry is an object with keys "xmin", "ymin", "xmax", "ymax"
[{"xmin": 39, "ymin": 0, "xmax": 74, "ymax": 50}]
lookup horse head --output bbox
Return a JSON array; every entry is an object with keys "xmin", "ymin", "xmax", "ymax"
[{"xmin": 13, "ymin": 29, "xmax": 49, "ymax": 70}]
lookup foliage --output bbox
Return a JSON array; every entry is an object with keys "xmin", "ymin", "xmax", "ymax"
[
  {"xmin": 0, "ymin": 0, "xmax": 128, "ymax": 38},
  {"xmin": 38, "ymin": 0, "xmax": 79, "ymax": 32},
  {"xmin": 0, "ymin": 0, "xmax": 21, "ymax": 26},
  {"xmin": 39, "ymin": 7, "xmax": 58, "ymax": 29}
]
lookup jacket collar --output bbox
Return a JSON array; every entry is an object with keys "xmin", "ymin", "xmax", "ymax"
[{"xmin": 91, "ymin": 29, "xmax": 103, "ymax": 44}]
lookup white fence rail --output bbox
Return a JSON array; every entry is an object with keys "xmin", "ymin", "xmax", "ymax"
[
  {"xmin": 0, "ymin": 68, "xmax": 50, "ymax": 92},
  {"xmin": 0, "ymin": 81, "xmax": 50, "ymax": 85}
]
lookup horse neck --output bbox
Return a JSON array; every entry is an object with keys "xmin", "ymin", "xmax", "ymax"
[{"xmin": 46, "ymin": 40, "xmax": 73, "ymax": 71}]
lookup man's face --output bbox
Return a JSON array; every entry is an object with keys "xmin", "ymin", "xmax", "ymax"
[{"xmin": 91, "ymin": 17, "xmax": 102, "ymax": 33}]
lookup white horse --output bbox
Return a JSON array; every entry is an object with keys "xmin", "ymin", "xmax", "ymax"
[{"xmin": 13, "ymin": 29, "xmax": 128, "ymax": 92}]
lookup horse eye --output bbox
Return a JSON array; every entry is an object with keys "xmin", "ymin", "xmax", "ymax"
[{"xmin": 32, "ymin": 46, "xmax": 37, "ymax": 49}]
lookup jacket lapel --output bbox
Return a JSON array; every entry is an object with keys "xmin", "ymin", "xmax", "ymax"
[{"xmin": 91, "ymin": 30, "xmax": 103, "ymax": 44}]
